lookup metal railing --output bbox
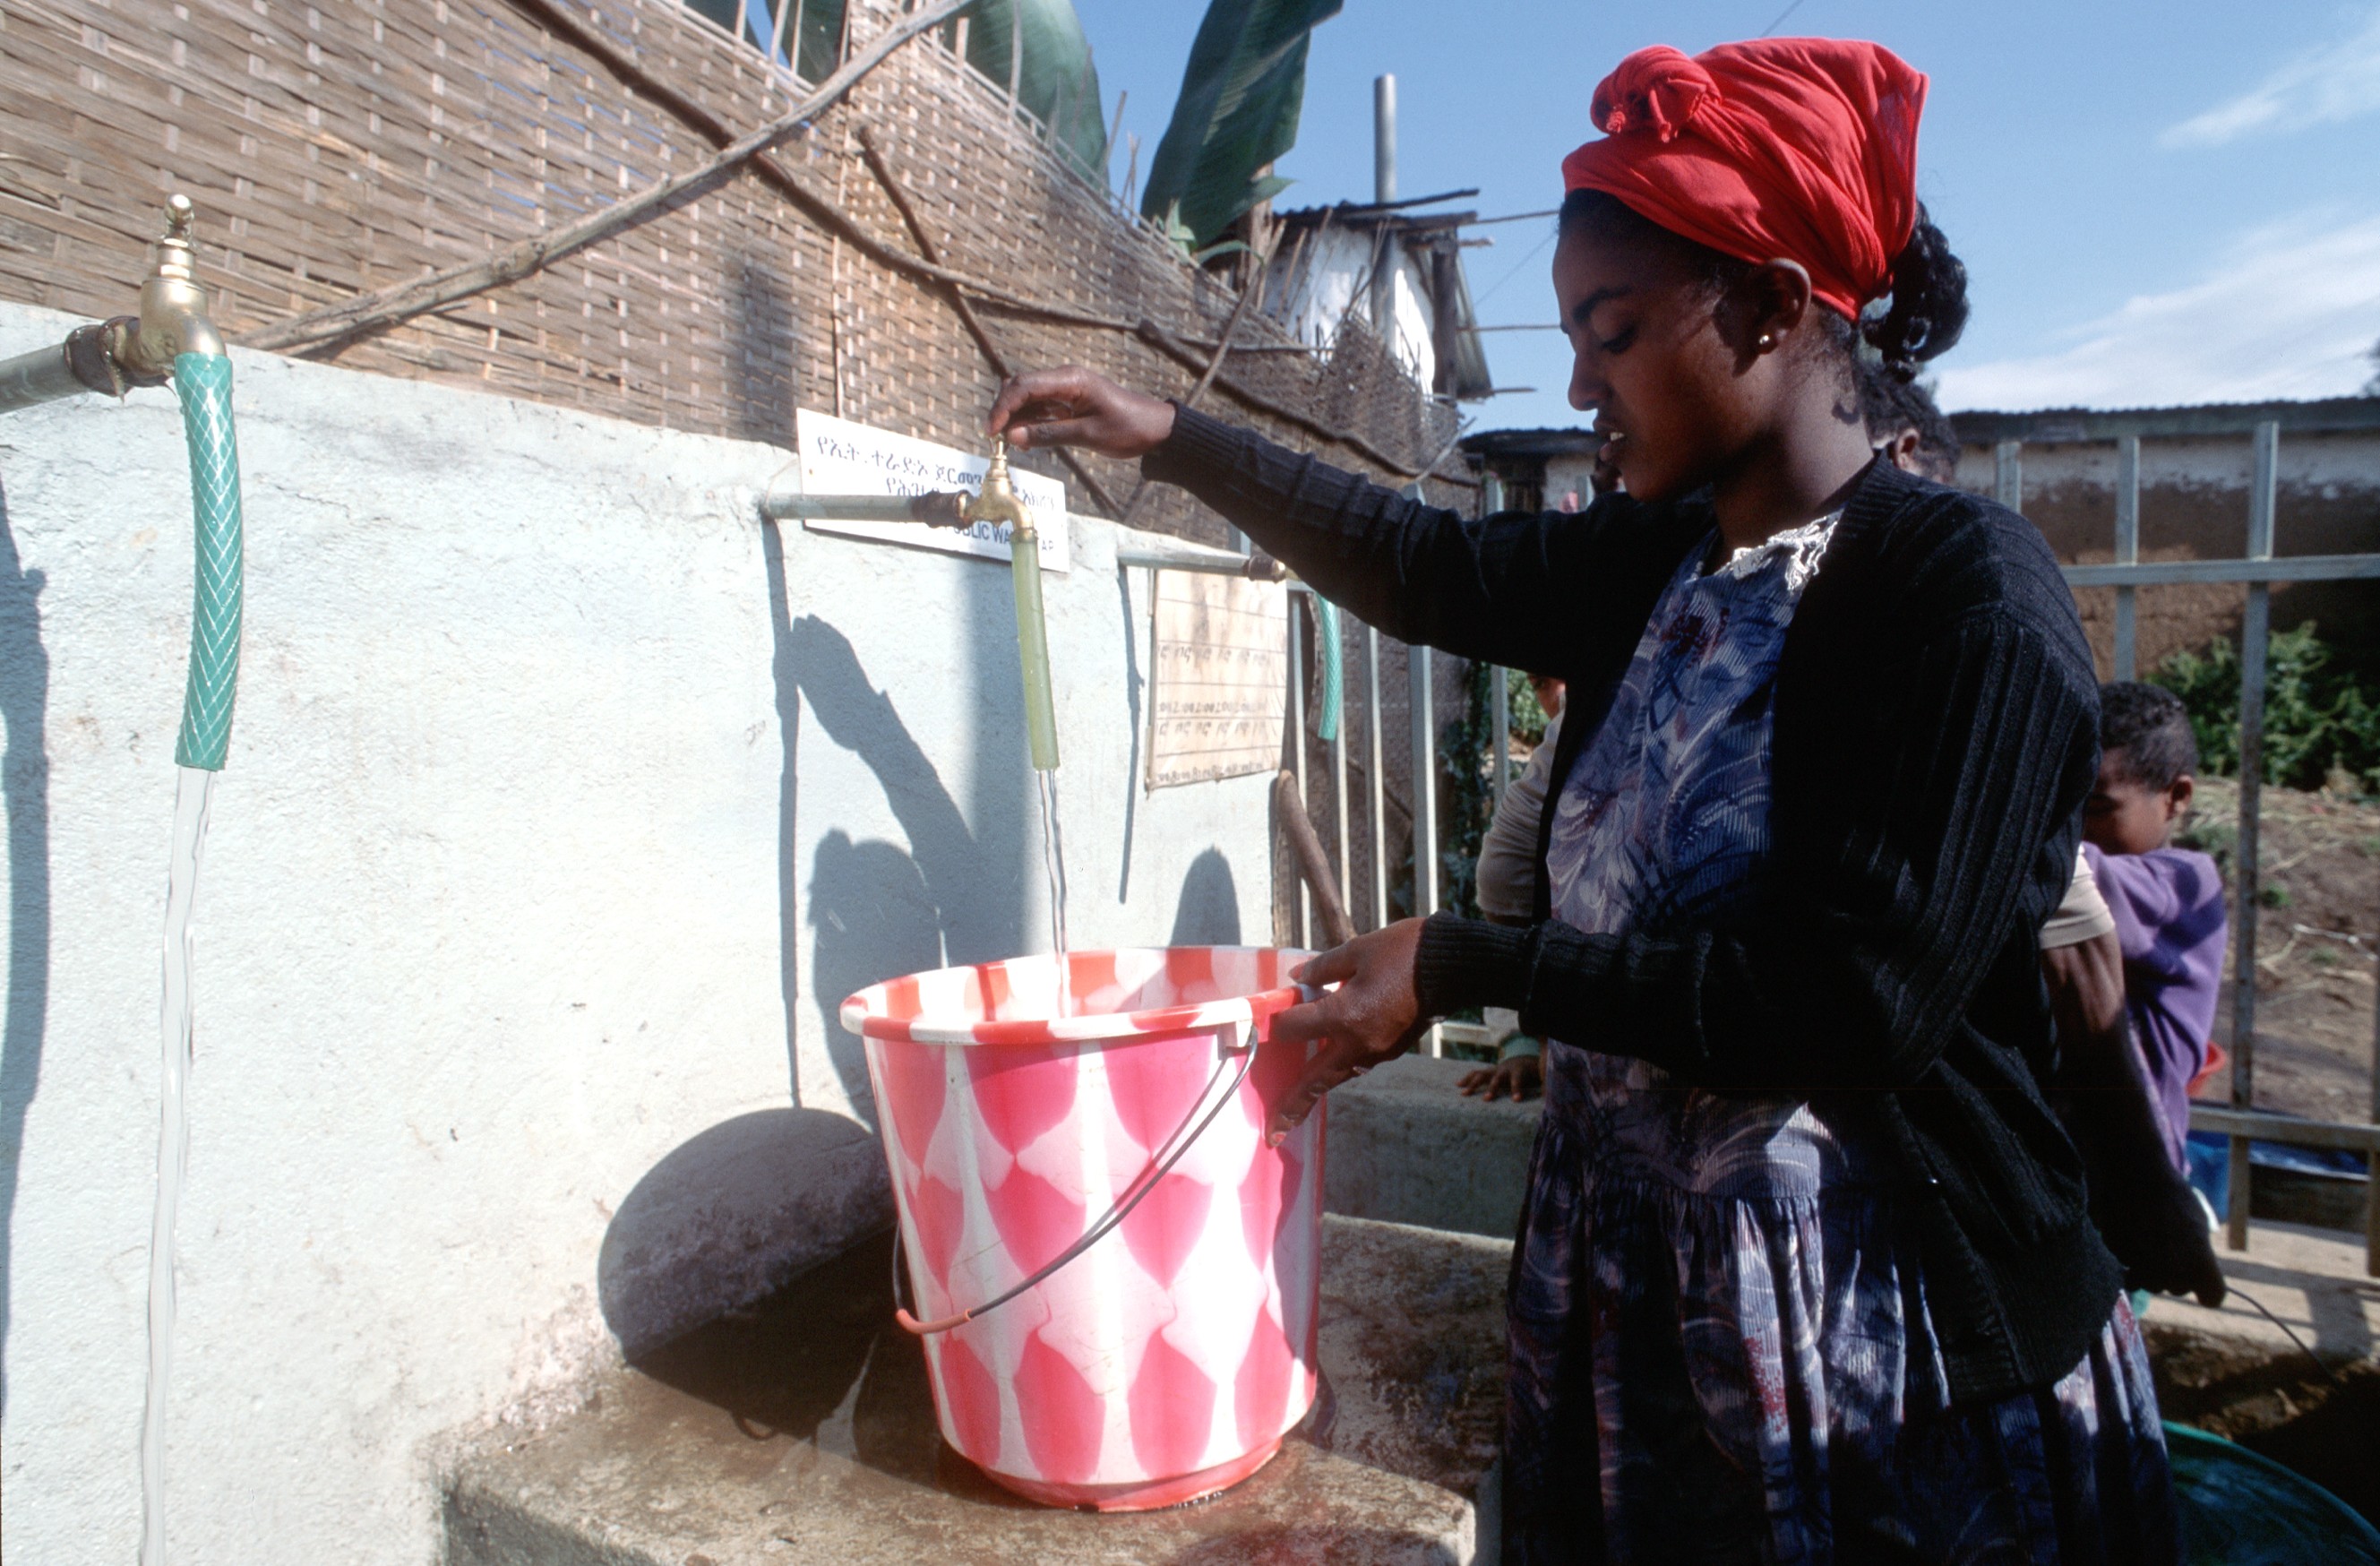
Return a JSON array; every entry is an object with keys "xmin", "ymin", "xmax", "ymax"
[
  {"xmin": 1997, "ymin": 421, "xmax": 2380, "ymax": 1273},
  {"xmin": 1164, "ymin": 411, "xmax": 2378, "ymax": 1267},
  {"xmin": 1120, "ymin": 537, "xmax": 1447, "ymax": 1053}
]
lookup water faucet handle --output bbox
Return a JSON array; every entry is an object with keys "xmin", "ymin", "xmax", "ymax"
[
  {"xmin": 151, "ymin": 194, "xmax": 200, "ymax": 285},
  {"xmin": 125, "ymin": 192, "xmax": 224, "ymax": 369}
]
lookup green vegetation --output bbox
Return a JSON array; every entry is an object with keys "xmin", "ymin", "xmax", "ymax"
[
  {"xmin": 2152, "ymin": 624, "xmax": 2380, "ymax": 796},
  {"xmin": 1140, "ymin": 0, "xmax": 1344, "ymax": 247}
]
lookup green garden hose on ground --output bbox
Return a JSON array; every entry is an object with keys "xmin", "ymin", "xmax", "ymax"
[{"xmin": 170, "ymin": 351, "xmax": 241, "ymax": 769}]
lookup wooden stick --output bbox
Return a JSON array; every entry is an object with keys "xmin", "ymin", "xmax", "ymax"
[
  {"xmin": 1136, "ymin": 318, "xmax": 1466, "ymax": 484},
  {"xmin": 1275, "ymin": 769, "xmax": 1356, "ymax": 947},
  {"xmin": 855, "ymin": 125, "xmax": 1125, "ymax": 519},
  {"xmin": 1118, "ymin": 238, "xmax": 1275, "ymax": 526},
  {"xmin": 236, "ymin": 0, "xmax": 969, "ymax": 353},
  {"xmin": 502, "ymin": 0, "xmax": 1143, "ymax": 334},
  {"xmin": 249, "ymin": 0, "xmax": 1457, "ymax": 491}
]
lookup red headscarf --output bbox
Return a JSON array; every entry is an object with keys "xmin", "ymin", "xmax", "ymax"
[{"xmin": 1559, "ymin": 39, "xmax": 1927, "ymax": 321}]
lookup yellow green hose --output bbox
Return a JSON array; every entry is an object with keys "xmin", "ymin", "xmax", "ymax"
[
  {"xmin": 1010, "ymin": 532, "xmax": 1060, "ymax": 771},
  {"xmin": 170, "ymin": 352, "xmax": 241, "ymax": 770}
]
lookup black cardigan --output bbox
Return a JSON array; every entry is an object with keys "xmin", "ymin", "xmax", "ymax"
[{"xmin": 1145, "ymin": 406, "xmax": 2123, "ymax": 1404}]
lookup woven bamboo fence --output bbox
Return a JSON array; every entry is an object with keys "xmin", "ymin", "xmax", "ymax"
[{"xmin": 0, "ymin": 0, "xmax": 1465, "ymax": 541}]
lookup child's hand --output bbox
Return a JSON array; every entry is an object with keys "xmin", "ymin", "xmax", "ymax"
[{"xmin": 1459, "ymin": 1054, "xmax": 1542, "ymax": 1102}]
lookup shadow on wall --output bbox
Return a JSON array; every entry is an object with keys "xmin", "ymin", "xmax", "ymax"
[
  {"xmin": 0, "ymin": 483, "xmax": 47, "ymax": 1417},
  {"xmin": 595, "ymin": 1107, "xmax": 893, "ymax": 1360},
  {"xmin": 754, "ymin": 558, "xmax": 1026, "ymax": 1123},
  {"xmin": 1169, "ymin": 848, "xmax": 1241, "ymax": 946}
]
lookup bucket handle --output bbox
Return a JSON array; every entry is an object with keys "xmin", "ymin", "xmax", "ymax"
[{"xmin": 894, "ymin": 997, "xmax": 1302, "ymax": 1337}]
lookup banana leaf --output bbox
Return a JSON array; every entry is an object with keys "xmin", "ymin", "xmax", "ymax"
[
  {"xmin": 955, "ymin": 0, "xmax": 1109, "ymax": 185},
  {"xmin": 1139, "ymin": 0, "xmax": 1345, "ymax": 247}
]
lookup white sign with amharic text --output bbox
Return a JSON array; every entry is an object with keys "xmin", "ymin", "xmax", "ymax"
[
  {"xmin": 1147, "ymin": 570, "xmax": 1287, "ymax": 788},
  {"xmin": 793, "ymin": 409, "xmax": 1070, "ymax": 572}
]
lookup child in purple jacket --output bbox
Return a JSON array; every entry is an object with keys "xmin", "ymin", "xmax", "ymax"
[{"xmin": 2082, "ymin": 683, "xmax": 2229, "ymax": 1173}]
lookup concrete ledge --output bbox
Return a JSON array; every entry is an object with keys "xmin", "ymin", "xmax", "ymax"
[
  {"xmin": 1324, "ymin": 1055, "xmax": 1541, "ymax": 1240},
  {"xmin": 443, "ymin": 1217, "xmax": 1511, "ymax": 1566}
]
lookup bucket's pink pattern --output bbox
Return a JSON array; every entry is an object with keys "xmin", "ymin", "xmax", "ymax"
[
  {"xmin": 932, "ymin": 1333, "xmax": 1005, "ymax": 1464},
  {"xmin": 1016, "ymin": 1329, "xmax": 1108, "ymax": 1484},
  {"xmin": 847, "ymin": 947, "xmax": 1321, "ymax": 1510},
  {"xmin": 906, "ymin": 1171, "xmax": 966, "ymax": 1290},
  {"xmin": 1129, "ymin": 1328, "xmax": 1219, "ymax": 1476}
]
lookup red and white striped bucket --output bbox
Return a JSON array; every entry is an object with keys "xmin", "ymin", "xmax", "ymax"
[{"xmin": 840, "ymin": 946, "xmax": 1324, "ymax": 1510}]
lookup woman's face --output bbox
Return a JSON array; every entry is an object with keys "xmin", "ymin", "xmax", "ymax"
[{"xmin": 1552, "ymin": 228, "xmax": 1768, "ymax": 504}]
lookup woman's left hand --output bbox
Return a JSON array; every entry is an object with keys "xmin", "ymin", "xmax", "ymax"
[{"xmin": 1265, "ymin": 919, "xmax": 1431, "ymax": 1145}]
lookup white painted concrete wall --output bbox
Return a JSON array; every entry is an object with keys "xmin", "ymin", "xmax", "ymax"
[
  {"xmin": 0, "ymin": 301, "xmax": 1276, "ymax": 1562},
  {"xmin": 1263, "ymin": 225, "xmax": 1436, "ymax": 384}
]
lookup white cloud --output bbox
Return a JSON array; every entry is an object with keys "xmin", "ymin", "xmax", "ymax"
[
  {"xmin": 2161, "ymin": 8, "xmax": 2380, "ymax": 148},
  {"xmin": 1934, "ymin": 212, "xmax": 2380, "ymax": 412}
]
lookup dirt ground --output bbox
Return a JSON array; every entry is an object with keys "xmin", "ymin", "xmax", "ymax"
[{"xmin": 2184, "ymin": 777, "xmax": 2379, "ymax": 1125}]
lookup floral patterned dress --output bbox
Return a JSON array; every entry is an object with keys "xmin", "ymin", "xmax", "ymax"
[{"xmin": 1502, "ymin": 517, "xmax": 2176, "ymax": 1565}]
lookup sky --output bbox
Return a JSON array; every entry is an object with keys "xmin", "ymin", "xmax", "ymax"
[{"xmin": 1068, "ymin": 0, "xmax": 2380, "ymax": 431}]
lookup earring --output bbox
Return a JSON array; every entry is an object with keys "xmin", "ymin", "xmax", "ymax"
[{"xmin": 1757, "ymin": 332, "xmax": 1776, "ymax": 350}]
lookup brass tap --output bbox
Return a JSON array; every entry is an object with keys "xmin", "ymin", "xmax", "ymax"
[
  {"xmin": 963, "ymin": 437, "xmax": 1035, "ymax": 541},
  {"xmin": 111, "ymin": 195, "xmax": 225, "ymax": 380}
]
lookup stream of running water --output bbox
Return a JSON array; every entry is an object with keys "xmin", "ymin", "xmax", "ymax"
[
  {"xmin": 1035, "ymin": 768, "xmax": 1072, "ymax": 1018},
  {"xmin": 142, "ymin": 763, "xmax": 214, "ymax": 1566}
]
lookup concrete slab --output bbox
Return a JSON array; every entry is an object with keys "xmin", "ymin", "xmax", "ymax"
[
  {"xmin": 2144, "ymin": 1219, "xmax": 2380, "ymax": 1527},
  {"xmin": 2143, "ymin": 1218, "xmax": 2380, "ymax": 1367},
  {"xmin": 1325, "ymin": 1056, "xmax": 1539, "ymax": 1240},
  {"xmin": 443, "ymin": 1217, "xmax": 1511, "ymax": 1566}
]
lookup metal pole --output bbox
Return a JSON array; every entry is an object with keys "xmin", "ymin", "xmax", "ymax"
[
  {"xmin": 1410, "ymin": 641, "xmax": 1439, "ymax": 1056},
  {"xmin": 0, "ymin": 340, "xmax": 95, "ymax": 414},
  {"xmin": 2228, "ymin": 419, "xmax": 2278, "ymax": 1252},
  {"xmin": 2114, "ymin": 435, "xmax": 2140, "ymax": 682},
  {"xmin": 1410, "ymin": 645, "xmax": 1438, "ymax": 919},
  {"xmin": 1994, "ymin": 440, "xmax": 2023, "ymax": 512},
  {"xmin": 1288, "ymin": 598, "xmax": 1310, "ymax": 949},
  {"xmin": 1367, "ymin": 625, "xmax": 1388, "ymax": 933},
  {"xmin": 1334, "ymin": 629, "xmax": 1353, "ymax": 931},
  {"xmin": 2368, "ymin": 938, "xmax": 2378, "ymax": 1274},
  {"xmin": 1489, "ymin": 666, "xmax": 1510, "ymax": 800},
  {"xmin": 1370, "ymin": 74, "xmax": 1397, "ymax": 341}
]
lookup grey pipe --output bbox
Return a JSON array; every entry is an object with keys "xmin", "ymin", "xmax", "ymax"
[
  {"xmin": 760, "ymin": 489, "xmax": 972, "ymax": 526},
  {"xmin": 0, "ymin": 319, "xmax": 140, "ymax": 415}
]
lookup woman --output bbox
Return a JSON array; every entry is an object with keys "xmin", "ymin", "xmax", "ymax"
[{"xmin": 988, "ymin": 38, "xmax": 2174, "ymax": 1563}]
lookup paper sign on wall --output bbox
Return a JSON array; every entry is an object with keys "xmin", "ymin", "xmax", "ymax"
[
  {"xmin": 1147, "ymin": 571, "xmax": 1288, "ymax": 788},
  {"xmin": 794, "ymin": 409, "xmax": 1070, "ymax": 573}
]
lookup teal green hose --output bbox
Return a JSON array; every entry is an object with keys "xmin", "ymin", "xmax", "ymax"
[
  {"xmin": 171, "ymin": 352, "xmax": 241, "ymax": 770},
  {"xmin": 1313, "ymin": 597, "xmax": 1342, "ymax": 743},
  {"xmin": 1010, "ymin": 533, "xmax": 1060, "ymax": 771}
]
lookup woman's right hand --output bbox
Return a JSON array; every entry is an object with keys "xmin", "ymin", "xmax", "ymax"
[{"xmin": 986, "ymin": 366, "xmax": 1176, "ymax": 460}]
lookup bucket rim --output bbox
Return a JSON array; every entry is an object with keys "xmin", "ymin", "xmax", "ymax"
[{"xmin": 838, "ymin": 945, "xmax": 1315, "ymax": 1046}]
